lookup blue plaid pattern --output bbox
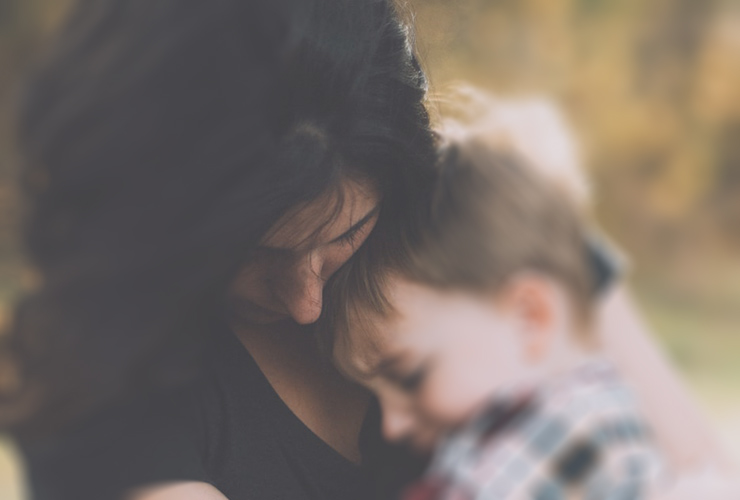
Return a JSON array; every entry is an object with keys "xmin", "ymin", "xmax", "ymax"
[{"xmin": 402, "ymin": 360, "xmax": 663, "ymax": 500}]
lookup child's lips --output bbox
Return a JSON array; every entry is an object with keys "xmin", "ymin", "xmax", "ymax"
[{"xmin": 405, "ymin": 433, "xmax": 437, "ymax": 455}]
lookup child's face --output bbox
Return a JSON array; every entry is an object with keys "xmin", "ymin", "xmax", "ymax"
[{"xmin": 333, "ymin": 276, "xmax": 556, "ymax": 453}]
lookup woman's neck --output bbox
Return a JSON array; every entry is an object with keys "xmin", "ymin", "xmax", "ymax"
[{"xmin": 233, "ymin": 321, "xmax": 372, "ymax": 464}]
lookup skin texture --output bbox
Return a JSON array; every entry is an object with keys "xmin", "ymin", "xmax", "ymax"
[{"xmin": 228, "ymin": 178, "xmax": 380, "ymax": 326}]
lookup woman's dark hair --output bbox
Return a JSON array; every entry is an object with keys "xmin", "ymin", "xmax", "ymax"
[{"xmin": 1, "ymin": 0, "xmax": 436, "ymax": 437}]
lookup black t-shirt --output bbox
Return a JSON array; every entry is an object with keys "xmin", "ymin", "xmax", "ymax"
[{"xmin": 19, "ymin": 323, "xmax": 424, "ymax": 500}]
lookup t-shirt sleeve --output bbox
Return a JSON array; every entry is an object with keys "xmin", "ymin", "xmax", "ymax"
[{"xmin": 17, "ymin": 387, "xmax": 210, "ymax": 500}]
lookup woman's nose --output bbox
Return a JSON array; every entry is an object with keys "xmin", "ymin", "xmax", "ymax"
[{"xmin": 281, "ymin": 252, "xmax": 325, "ymax": 325}]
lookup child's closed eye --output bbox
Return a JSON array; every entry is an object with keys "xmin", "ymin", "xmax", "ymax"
[{"xmin": 389, "ymin": 364, "xmax": 429, "ymax": 393}]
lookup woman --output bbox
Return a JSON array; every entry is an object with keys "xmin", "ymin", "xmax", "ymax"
[
  {"xmin": 1, "ymin": 1, "xmax": 732, "ymax": 499},
  {"xmin": 4, "ymin": 0, "xmax": 434, "ymax": 498}
]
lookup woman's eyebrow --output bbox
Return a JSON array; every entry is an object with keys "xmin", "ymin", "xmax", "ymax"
[
  {"xmin": 329, "ymin": 205, "xmax": 380, "ymax": 244},
  {"xmin": 260, "ymin": 204, "xmax": 381, "ymax": 252}
]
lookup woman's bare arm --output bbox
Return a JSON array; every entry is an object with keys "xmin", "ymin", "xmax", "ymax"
[
  {"xmin": 596, "ymin": 284, "xmax": 735, "ymax": 473},
  {"xmin": 127, "ymin": 482, "xmax": 229, "ymax": 500}
]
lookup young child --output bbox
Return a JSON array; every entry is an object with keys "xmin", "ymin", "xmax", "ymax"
[{"xmin": 320, "ymin": 111, "xmax": 663, "ymax": 499}]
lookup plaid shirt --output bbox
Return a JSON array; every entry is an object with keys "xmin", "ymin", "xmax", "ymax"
[{"xmin": 401, "ymin": 360, "xmax": 663, "ymax": 500}]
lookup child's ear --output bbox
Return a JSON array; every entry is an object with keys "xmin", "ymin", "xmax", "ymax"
[{"xmin": 497, "ymin": 274, "xmax": 559, "ymax": 362}]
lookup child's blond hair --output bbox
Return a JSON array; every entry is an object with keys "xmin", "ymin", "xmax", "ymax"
[{"xmin": 319, "ymin": 91, "xmax": 594, "ymax": 354}]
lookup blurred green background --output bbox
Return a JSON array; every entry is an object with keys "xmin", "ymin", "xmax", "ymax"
[{"xmin": 1, "ymin": 0, "xmax": 739, "ymax": 498}]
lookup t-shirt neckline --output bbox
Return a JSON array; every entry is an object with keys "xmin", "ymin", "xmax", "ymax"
[{"xmin": 214, "ymin": 322, "xmax": 368, "ymax": 474}]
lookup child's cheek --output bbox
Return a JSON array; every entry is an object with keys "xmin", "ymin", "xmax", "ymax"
[{"xmin": 418, "ymin": 373, "xmax": 485, "ymax": 430}]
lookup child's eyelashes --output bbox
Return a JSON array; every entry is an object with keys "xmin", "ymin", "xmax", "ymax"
[
  {"xmin": 390, "ymin": 364, "xmax": 429, "ymax": 393},
  {"xmin": 399, "ymin": 370, "xmax": 425, "ymax": 393}
]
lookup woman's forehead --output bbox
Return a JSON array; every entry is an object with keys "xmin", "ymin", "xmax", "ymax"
[{"xmin": 261, "ymin": 179, "xmax": 379, "ymax": 250}]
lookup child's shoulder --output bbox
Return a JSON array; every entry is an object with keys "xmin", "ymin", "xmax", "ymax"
[
  {"xmin": 539, "ymin": 358, "xmax": 647, "ymax": 431},
  {"xmin": 424, "ymin": 360, "xmax": 664, "ymax": 499}
]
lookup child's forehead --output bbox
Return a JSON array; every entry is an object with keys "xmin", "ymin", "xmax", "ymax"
[
  {"xmin": 385, "ymin": 278, "xmax": 488, "ymax": 322},
  {"xmin": 383, "ymin": 276, "xmax": 439, "ymax": 315},
  {"xmin": 333, "ymin": 285, "xmax": 504, "ymax": 384},
  {"xmin": 333, "ymin": 309, "xmax": 401, "ymax": 380},
  {"xmin": 333, "ymin": 280, "xmax": 454, "ymax": 376}
]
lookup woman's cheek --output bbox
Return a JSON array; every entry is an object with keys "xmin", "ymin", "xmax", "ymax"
[
  {"xmin": 322, "ymin": 245, "xmax": 357, "ymax": 279},
  {"xmin": 230, "ymin": 262, "xmax": 264, "ymax": 299}
]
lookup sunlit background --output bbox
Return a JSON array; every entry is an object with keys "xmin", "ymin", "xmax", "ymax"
[{"xmin": 1, "ymin": 0, "xmax": 739, "ymax": 498}]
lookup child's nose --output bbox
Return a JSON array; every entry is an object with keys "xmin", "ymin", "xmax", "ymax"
[{"xmin": 381, "ymin": 405, "xmax": 416, "ymax": 443}]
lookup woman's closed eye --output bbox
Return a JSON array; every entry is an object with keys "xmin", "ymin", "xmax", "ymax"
[
  {"xmin": 336, "ymin": 224, "xmax": 363, "ymax": 247},
  {"xmin": 330, "ymin": 205, "xmax": 379, "ymax": 249}
]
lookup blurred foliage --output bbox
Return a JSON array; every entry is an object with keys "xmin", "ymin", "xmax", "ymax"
[
  {"xmin": 407, "ymin": 0, "xmax": 740, "ymax": 274},
  {"xmin": 0, "ymin": 0, "xmax": 73, "ymax": 301}
]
